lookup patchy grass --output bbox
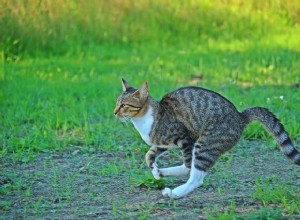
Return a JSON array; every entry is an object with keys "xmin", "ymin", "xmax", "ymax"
[
  {"xmin": 253, "ymin": 177, "xmax": 300, "ymax": 215},
  {"xmin": 1, "ymin": 141, "xmax": 300, "ymax": 219}
]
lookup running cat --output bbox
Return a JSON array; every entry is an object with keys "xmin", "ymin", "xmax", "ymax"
[{"xmin": 114, "ymin": 79, "xmax": 300, "ymax": 199}]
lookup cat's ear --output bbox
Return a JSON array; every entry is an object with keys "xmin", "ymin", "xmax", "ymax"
[
  {"xmin": 132, "ymin": 82, "xmax": 148, "ymax": 101},
  {"xmin": 121, "ymin": 78, "xmax": 132, "ymax": 92},
  {"xmin": 132, "ymin": 81, "xmax": 148, "ymax": 101},
  {"xmin": 138, "ymin": 81, "xmax": 149, "ymax": 100}
]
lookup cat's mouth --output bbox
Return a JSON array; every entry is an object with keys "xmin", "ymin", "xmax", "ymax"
[
  {"xmin": 115, "ymin": 114, "xmax": 131, "ymax": 121},
  {"xmin": 118, "ymin": 116, "xmax": 131, "ymax": 123}
]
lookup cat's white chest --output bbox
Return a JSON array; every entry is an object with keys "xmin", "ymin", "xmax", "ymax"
[{"xmin": 131, "ymin": 107, "xmax": 154, "ymax": 146}]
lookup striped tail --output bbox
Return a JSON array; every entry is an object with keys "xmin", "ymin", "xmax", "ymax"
[{"xmin": 241, "ymin": 107, "xmax": 300, "ymax": 165}]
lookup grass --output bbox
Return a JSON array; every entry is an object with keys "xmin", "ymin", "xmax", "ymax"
[
  {"xmin": 1, "ymin": 43, "xmax": 300, "ymax": 161},
  {"xmin": 209, "ymin": 206, "xmax": 285, "ymax": 220},
  {"xmin": 253, "ymin": 177, "xmax": 300, "ymax": 215},
  {"xmin": 1, "ymin": 0, "xmax": 300, "ymax": 56},
  {"xmin": 1, "ymin": 42, "xmax": 300, "ymax": 219},
  {"xmin": 208, "ymin": 176, "xmax": 300, "ymax": 219},
  {"xmin": 208, "ymin": 177, "xmax": 300, "ymax": 219},
  {"xmin": 1, "ymin": 0, "xmax": 300, "ymax": 219}
]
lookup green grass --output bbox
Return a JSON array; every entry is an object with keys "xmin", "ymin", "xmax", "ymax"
[
  {"xmin": 1, "ymin": 43, "xmax": 300, "ymax": 162},
  {"xmin": 1, "ymin": 0, "xmax": 300, "ymax": 56},
  {"xmin": 208, "ymin": 177, "xmax": 300, "ymax": 219},
  {"xmin": 2, "ymin": 42, "xmax": 299, "ymax": 217},
  {"xmin": 209, "ymin": 206, "xmax": 285, "ymax": 220},
  {"xmin": 253, "ymin": 177, "xmax": 300, "ymax": 215}
]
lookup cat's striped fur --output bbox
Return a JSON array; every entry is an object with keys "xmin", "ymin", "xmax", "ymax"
[{"xmin": 114, "ymin": 79, "xmax": 300, "ymax": 198}]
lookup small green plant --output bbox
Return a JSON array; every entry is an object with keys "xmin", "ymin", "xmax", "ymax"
[
  {"xmin": 97, "ymin": 161, "xmax": 127, "ymax": 176},
  {"xmin": 33, "ymin": 196, "xmax": 43, "ymax": 214},
  {"xmin": 130, "ymin": 173, "xmax": 166, "ymax": 189},
  {"xmin": 219, "ymin": 153, "xmax": 234, "ymax": 165},
  {"xmin": 112, "ymin": 198, "xmax": 154, "ymax": 220},
  {"xmin": 208, "ymin": 200, "xmax": 239, "ymax": 220},
  {"xmin": 0, "ymin": 200, "xmax": 12, "ymax": 211},
  {"xmin": 242, "ymin": 208, "xmax": 283, "ymax": 220}
]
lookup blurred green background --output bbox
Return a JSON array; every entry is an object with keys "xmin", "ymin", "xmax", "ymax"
[{"xmin": 1, "ymin": 0, "xmax": 300, "ymax": 56}]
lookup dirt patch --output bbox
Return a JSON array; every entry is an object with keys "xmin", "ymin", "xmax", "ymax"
[{"xmin": 1, "ymin": 140, "xmax": 300, "ymax": 219}]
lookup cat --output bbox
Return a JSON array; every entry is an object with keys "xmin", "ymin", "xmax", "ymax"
[{"xmin": 114, "ymin": 79, "xmax": 300, "ymax": 199}]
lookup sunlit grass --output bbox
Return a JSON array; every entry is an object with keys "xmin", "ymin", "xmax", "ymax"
[{"xmin": 1, "ymin": 0, "xmax": 300, "ymax": 56}]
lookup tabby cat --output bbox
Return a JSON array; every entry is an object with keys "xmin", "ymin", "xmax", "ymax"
[{"xmin": 114, "ymin": 79, "xmax": 300, "ymax": 199}]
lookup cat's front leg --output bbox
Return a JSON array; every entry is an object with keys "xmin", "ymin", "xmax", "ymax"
[
  {"xmin": 151, "ymin": 163, "xmax": 161, "ymax": 180},
  {"xmin": 159, "ymin": 164, "xmax": 190, "ymax": 177},
  {"xmin": 145, "ymin": 146, "xmax": 167, "ymax": 180}
]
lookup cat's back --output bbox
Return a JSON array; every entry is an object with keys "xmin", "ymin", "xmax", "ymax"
[
  {"xmin": 159, "ymin": 86, "xmax": 243, "ymax": 137},
  {"xmin": 161, "ymin": 86, "xmax": 237, "ymax": 113}
]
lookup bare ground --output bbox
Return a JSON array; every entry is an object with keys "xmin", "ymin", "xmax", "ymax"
[{"xmin": 1, "ymin": 140, "xmax": 300, "ymax": 219}]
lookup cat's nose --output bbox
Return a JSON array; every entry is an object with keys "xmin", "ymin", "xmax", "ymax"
[{"xmin": 114, "ymin": 107, "xmax": 119, "ymax": 115}]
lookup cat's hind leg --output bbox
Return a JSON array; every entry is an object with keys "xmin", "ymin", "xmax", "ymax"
[
  {"xmin": 162, "ymin": 147, "xmax": 207, "ymax": 199},
  {"xmin": 162, "ymin": 137, "xmax": 234, "ymax": 198}
]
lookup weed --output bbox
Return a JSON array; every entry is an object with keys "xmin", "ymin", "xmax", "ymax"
[
  {"xmin": 131, "ymin": 172, "xmax": 166, "ymax": 190},
  {"xmin": 242, "ymin": 208, "xmax": 284, "ymax": 220},
  {"xmin": 33, "ymin": 196, "xmax": 43, "ymax": 214},
  {"xmin": 207, "ymin": 200, "xmax": 239, "ymax": 220},
  {"xmin": 97, "ymin": 161, "xmax": 127, "ymax": 176},
  {"xmin": 112, "ymin": 198, "xmax": 155, "ymax": 219},
  {"xmin": 0, "ymin": 200, "xmax": 11, "ymax": 212},
  {"xmin": 218, "ymin": 153, "xmax": 234, "ymax": 166}
]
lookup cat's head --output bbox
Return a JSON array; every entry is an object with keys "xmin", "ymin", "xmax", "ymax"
[{"xmin": 114, "ymin": 79, "xmax": 149, "ymax": 119}]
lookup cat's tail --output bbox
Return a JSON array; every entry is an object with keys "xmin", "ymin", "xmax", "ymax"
[{"xmin": 241, "ymin": 107, "xmax": 300, "ymax": 165}]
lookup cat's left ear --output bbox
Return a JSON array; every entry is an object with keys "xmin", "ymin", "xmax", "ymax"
[
  {"xmin": 132, "ymin": 81, "xmax": 148, "ymax": 101},
  {"xmin": 139, "ymin": 82, "xmax": 148, "ymax": 100}
]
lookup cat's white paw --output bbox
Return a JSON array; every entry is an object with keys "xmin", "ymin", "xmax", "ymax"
[
  {"xmin": 152, "ymin": 165, "xmax": 161, "ymax": 180},
  {"xmin": 162, "ymin": 188, "xmax": 180, "ymax": 199}
]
